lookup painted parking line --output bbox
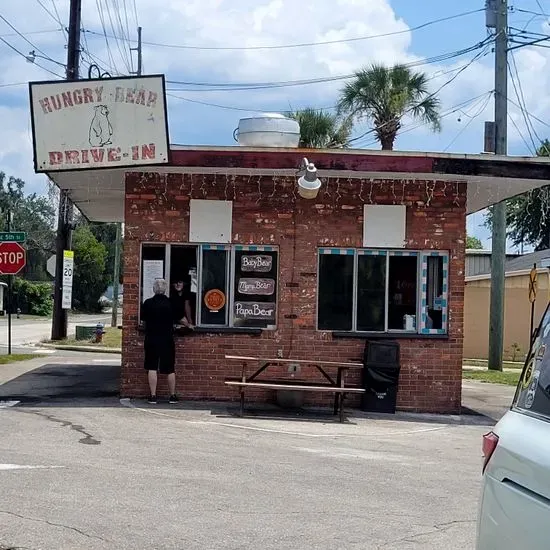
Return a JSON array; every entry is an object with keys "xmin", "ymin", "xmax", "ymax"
[{"xmin": 120, "ymin": 399, "xmax": 449, "ymax": 438}]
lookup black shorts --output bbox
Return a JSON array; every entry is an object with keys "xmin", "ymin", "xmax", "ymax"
[{"xmin": 144, "ymin": 340, "xmax": 175, "ymax": 374}]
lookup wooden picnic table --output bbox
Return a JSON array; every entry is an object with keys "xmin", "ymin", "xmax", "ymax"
[{"xmin": 224, "ymin": 355, "xmax": 365, "ymax": 422}]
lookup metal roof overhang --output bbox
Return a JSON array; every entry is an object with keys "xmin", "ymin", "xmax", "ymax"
[{"xmin": 47, "ymin": 146, "xmax": 550, "ymax": 222}]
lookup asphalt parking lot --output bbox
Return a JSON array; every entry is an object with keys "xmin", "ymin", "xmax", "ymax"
[{"xmin": 0, "ymin": 361, "xmax": 505, "ymax": 550}]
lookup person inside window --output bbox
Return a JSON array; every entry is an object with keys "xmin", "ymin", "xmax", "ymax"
[{"xmin": 171, "ymin": 277, "xmax": 194, "ymax": 328}]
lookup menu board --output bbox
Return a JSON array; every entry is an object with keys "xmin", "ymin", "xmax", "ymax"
[
  {"xmin": 142, "ymin": 259, "xmax": 164, "ymax": 302},
  {"xmin": 233, "ymin": 250, "xmax": 278, "ymax": 328}
]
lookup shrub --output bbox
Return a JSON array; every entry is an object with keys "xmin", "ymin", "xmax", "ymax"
[{"xmin": 12, "ymin": 278, "xmax": 53, "ymax": 316}]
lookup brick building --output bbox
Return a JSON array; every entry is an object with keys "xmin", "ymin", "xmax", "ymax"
[{"xmin": 49, "ymin": 146, "xmax": 550, "ymax": 414}]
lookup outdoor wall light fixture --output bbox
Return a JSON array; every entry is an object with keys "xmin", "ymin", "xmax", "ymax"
[{"xmin": 297, "ymin": 158, "xmax": 322, "ymax": 199}]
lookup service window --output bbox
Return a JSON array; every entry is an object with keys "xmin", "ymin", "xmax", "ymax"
[
  {"xmin": 232, "ymin": 247, "xmax": 278, "ymax": 329},
  {"xmin": 139, "ymin": 243, "xmax": 278, "ymax": 330},
  {"xmin": 514, "ymin": 306, "xmax": 550, "ymax": 421},
  {"xmin": 317, "ymin": 248, "xmax": 449, "ymax": 335}
]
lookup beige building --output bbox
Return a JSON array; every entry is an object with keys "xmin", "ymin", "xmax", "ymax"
[{"xmin": 464, "ymin": 250, "xmax": 550, "ymax": 361}]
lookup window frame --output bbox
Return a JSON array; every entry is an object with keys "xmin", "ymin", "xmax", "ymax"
[
  {"xmin": 139, "ymin": 242, "xmax": 279, "ymax": 330},
  {"xmin": 317, "ymin": 247, "xmax": 449, "ymax": 335}
]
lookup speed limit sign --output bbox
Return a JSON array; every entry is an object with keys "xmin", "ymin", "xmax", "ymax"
[{"xmin": 62, "ymin": 250, "xmax": 74, "ymax": 310}]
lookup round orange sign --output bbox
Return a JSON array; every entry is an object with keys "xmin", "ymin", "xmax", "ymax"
[{"xmin": 204, "ymin": 289, "xmax": 226, "ymax": 311}]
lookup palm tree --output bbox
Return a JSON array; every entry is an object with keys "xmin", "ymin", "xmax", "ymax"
[
  {"xmin": 288, "ymin": 108, "xmax": 353, "ymax": 148},
  {"xmin": 337, "ymin": 64, "xmax": 441, "ymax": 150}
]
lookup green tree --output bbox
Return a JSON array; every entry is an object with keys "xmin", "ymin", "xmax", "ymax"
[
  {"xmin": 485, "ymin": 140, "xmax": 550, "ymax": 250},
  {"xmin": 0, "ymin": 172, "xmax": 56, "ymax": 281},
  {"xmin": 72, "ymin": 225, "xmax": 109, "ymax": 311},
  {"xmin": 337, "ymin": 64, "xmax": 441, "ymax": 150},
  {"xmin": 466, "ymin": 235, "xmax": 483, "ymax": 249},
  {"xmin": 89, "ymin": 222, "xmax": 123, "ymax": 285},
  {"xmin": 288, "ymin": 108, "xmax": 353, "ymax": 148}
]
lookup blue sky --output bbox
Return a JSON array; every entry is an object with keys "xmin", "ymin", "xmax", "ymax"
[{"xmin": 1, "ymin": 0, "xmax": 549, "ymax": 251}]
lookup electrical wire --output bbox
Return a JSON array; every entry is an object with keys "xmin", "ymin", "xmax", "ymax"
[
  {"xmin": 84, "ymin": 8, "xmax": 484, "ymax": 51},
  {"xmin": 354, "ymin": 91, "xmax": 495, "ymax": 149},
  {"xmin": 163, "ymin": 38, "xmax": 493, "ymax": 93},
  {"xmin": 347, "ymin": 44, "xmax": 492, "ymax": 145},
  {"xmin": 508, "ymin": 52, "xmax": 538, "ymax": 151},
  {"xmin": 443, "ymin": 92, "xmax": 493, "ymax": 152},
  {"xmin": 0, "ymin": 13, "xmax": 60, "ymax": 63},
  {"xmin": 509, "ymin": 113, "xmax": 536, "ymax": 154},
  {"xmin": 35, "ymin": 0, "xmax": 66, "ymax": 38},
  {"xmin": 0, "ymin": 35, "xmax": 63, "ymax": 78},
  {"xmin": 132, "ymin": 0, "xmax": 139, "ymax": 28},
  {"xmin": 95, "ymin": 0, "xmax": 118, "ymax": 73}
]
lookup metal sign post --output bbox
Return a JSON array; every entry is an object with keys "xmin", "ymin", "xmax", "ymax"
[{"xmin": 0, "ymin": 219, "xmax": 27, "ymax": 355}]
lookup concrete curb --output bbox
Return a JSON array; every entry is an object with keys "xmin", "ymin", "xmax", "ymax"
[{"xmin": 37, "ymin": 343, "xmax": 122, "ymax": 354}]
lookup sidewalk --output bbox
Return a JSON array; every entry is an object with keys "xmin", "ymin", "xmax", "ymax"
[{"xmin": 461, "ymin": 379, "xmax": 515, "ymax": 422}]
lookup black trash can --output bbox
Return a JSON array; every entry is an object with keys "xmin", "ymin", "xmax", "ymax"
[{"xmin": 362, "ymin": 341, "xmax": 401, "ymax": 414}]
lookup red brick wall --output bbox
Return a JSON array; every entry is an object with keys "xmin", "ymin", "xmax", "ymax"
[{"xmin": 122, "ymin": 172, "xmax": 466, "ymax": 413}]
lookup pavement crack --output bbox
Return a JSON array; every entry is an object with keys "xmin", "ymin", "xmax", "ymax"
[
  {"xmin": 0, "ymin": 510, "xmax": 106, "ymax": 541},
  {"xmin": 377, "ymin": 518, "xmax": 475, "ymax": 548},
  {"xmin": 16, "ymin": 410, "xmax": 101, "ymax": 445}
]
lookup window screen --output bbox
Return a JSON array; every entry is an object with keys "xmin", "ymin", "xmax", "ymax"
[{"xmin": 356, "ymin": 255, "xmax": 386, "ymax": 331}]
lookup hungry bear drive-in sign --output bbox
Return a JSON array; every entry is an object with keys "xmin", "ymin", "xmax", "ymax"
[{"xmin": 29, "ymin": 75, "xmax": 169, "ymax": 173}]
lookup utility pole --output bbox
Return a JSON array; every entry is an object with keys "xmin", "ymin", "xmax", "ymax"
[
  {"xmin": 488, "ymin": 0, "xmax": 508, "ymax": 371},
  {"xmin": 110, "ymin": 27, "xmax": 142, "ymax": 328},
  {"xmin": 51, "ymin": 0, "xmax": 81, "ymax": 340}
]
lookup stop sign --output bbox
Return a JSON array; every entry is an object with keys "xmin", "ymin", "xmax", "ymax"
[{"xmin": 0, "ymin": 242, "xmax": 26, "ymax": 275}]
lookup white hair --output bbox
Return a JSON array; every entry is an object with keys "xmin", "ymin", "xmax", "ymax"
[{"xmin": 153, "ymin": 278, "xmax": 167, "ymax": 295}]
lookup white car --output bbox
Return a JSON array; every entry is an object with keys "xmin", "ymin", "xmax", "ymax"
[{"xmin": 476, "ymin": 306, "xmax": 550, "ymax": 550}]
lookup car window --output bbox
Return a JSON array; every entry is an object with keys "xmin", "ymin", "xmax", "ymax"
[{"xmin": 514, "ymin": 304, "xmax": 550, "ymax": 421}]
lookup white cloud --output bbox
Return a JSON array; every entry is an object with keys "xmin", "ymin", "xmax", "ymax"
[{"xmin": 0, "ymin": 0, "xmax": 550, "ymax": 218}]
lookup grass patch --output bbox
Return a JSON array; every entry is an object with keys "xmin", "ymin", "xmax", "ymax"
[
  {"xmin": 44, "ymin": 327, "xmax": 122, "ymax": 349},
  {"xmin": 463, "ymin": 369, "xmax": 521, "ymax": 386},
  {"xmin": 463, "ymin": 359, "xmax": 524, "ymax": 370},
  {"xmin": 0, "ymin": 353, "xmax": 43, "ymax": 364}
]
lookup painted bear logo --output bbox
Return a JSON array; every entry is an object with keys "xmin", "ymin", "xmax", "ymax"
[{"xmin": 89, "ymin": 105, "xmax": 113, "ymax": 147}]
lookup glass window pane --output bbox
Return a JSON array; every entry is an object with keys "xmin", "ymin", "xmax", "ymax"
[
  {"xmin": 357, "ymin": 255, "xmax": 386, "ymax": 332},
  {"xmin": 514, "ymin": 306, "xmax": 550, "ymax": 421},
  {"xmin": 388, "ymin": 255, "xmax": 418, "ymax": 331},
  {"xmin": 318, "ymin": 254, "xmax": 353, "ymax": 331},
  {"xmin": 140, "ymin": 245, "xmax": 166, "ymax": 319},
  {"xmin": 200, "ymin": 249, "xmax": 228, "ymax": 326},
  {"xmin": 233, "ymin": 250, "xmax": 278, "ymax": 328},
  {"xmin": 169, "ymin": 245, "xmax": 198, "ymax": 325},
  {"xmin": 426, "ymin": 256, "xmax": 444, "ymax": 330}
]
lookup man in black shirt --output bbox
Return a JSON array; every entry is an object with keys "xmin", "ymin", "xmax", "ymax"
[{"xmin": 141, "ymin": 279, "xmax": 178, "ymax": 404}]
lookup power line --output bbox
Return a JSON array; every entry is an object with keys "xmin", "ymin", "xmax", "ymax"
[
  {"xmin": 443, "ymin": 92, "xmax": 493, "ymax": 151},
  {"xmin": 164, "ymin": 38, "xmax": 493, "ymax": 93},
  {"xmin": 0, "ymin": 13, "xmax": 59, "ymax": 63},
  {"xmin": 508, "ymin": 53, "xmax": 538, "ymax": 151},
  {"xmin": 354, "ymin": 91, "xmax": 495, "ymax": 148},
  {"xmin": 84, "ymin": 8, "xmax": 484, "ymax": 51},
  {"xmin": 509, "ymin": 112, "xmax": 536, "ymax": 154},
  {"xmin": 0, "ymin": 35, "xmax": 63, "ymax": 78},
  {"xmin": 507, "ymin": 96, "xmax": 550, "ymax": 129},
  {"xmin": 0, "ymin": 28, "xmax": 61, "ymax": 38},
  {"xmin": 131, "ymin": 0, "xmax": 139, "ymax": 27},
  {"xmin": 347, "ymin": 44, "xmax": 492, "ymax": 145}
]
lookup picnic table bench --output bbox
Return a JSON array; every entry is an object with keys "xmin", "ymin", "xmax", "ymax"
[{"xmin": 224, "ymin": 355, "xmax": 365, "ymax": 422}]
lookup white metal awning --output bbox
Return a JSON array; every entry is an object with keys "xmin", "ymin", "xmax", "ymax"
[{"xmin": 47, "ymin": 146, "xmax": 550, "ymax": 222}]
